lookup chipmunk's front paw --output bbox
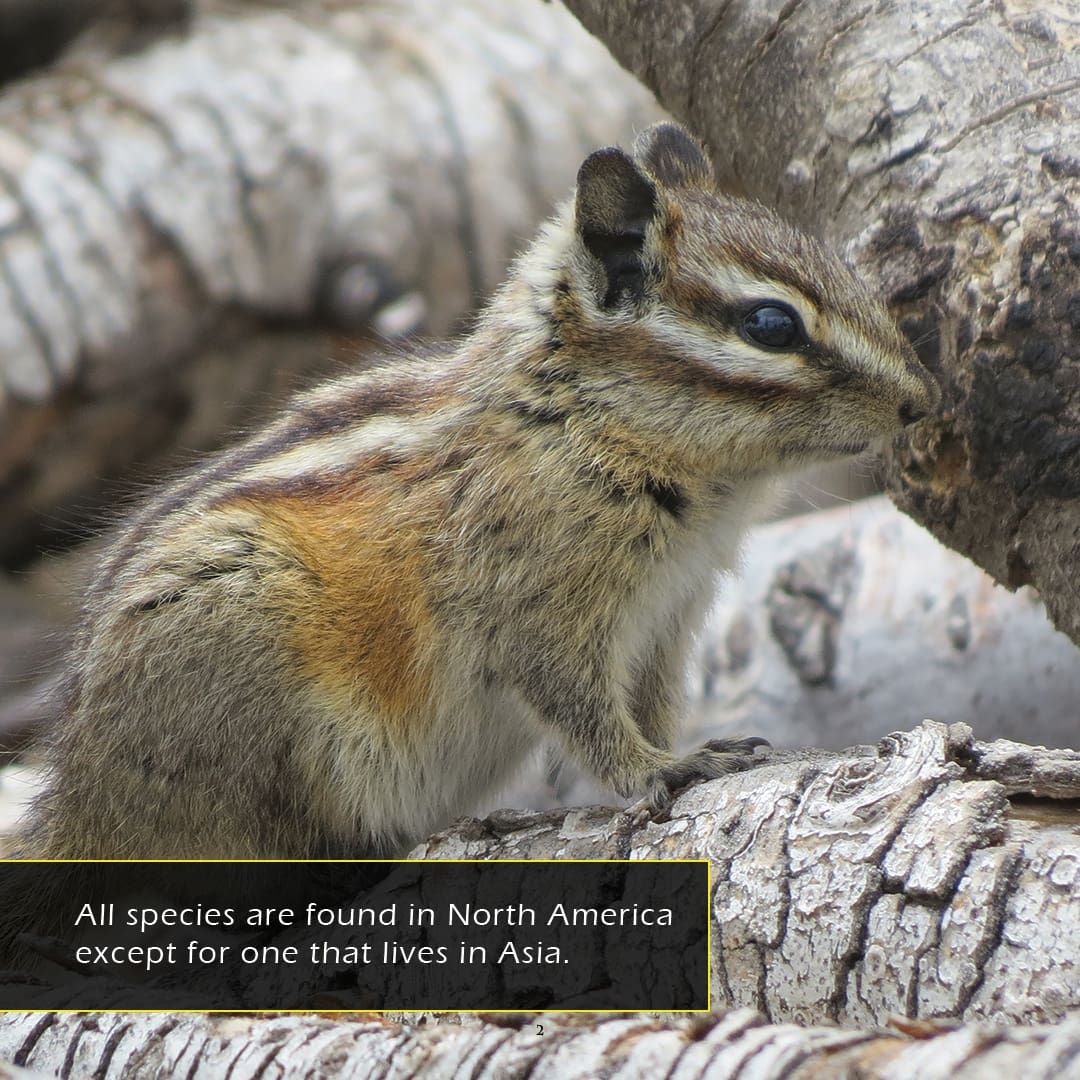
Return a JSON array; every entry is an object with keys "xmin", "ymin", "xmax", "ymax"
[{"xmin": 644, "ymin": 736, "xmax": 769, "ymax": 813}]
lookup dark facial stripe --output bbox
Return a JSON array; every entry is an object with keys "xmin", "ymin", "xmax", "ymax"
[
  {"xmin": 672, "ymin": 280, "xmax": 744, "ymax": 333},
  {"xmin": 811, "ymin": 344, "xmax": 860, "ymax": 386},
  {"xmin": 556, "ymin": 310, "xmax": 806, "ymax": 406},
  {"xmin": 671, "ymin": 279, "xmax": 850, "ymax": 388},
  {"xmin": 672, "ymin": 276, "xmax": 813, "ymax": 352},
  {"xmin": 663, "ymin": 351, "xmax": 808, "ymax": 403}
]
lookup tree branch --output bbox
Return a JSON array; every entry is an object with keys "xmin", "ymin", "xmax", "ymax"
[{"xmin": 562, "ymin": 0, "xmax": 1080, "ymax": 650}]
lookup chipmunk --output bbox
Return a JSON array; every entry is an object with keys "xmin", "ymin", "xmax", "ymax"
[{"xmin": 17, "ymin": 122, "xmax": 936, "ymax": 861}]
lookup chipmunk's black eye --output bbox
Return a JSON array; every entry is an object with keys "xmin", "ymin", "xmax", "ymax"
[{"xmin": 742, "ymin": 303, "xmax": 804, "ymax": 349}]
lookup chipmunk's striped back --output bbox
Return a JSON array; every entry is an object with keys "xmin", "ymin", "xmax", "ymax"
[{"xmin": 20, "ymin": 123, "xmax": 936, "ymax": 865}]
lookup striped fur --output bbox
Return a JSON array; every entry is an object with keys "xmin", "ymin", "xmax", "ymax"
[{"xmin": 20, "ymin": 123, "xmax": 936, "ymax": 860}]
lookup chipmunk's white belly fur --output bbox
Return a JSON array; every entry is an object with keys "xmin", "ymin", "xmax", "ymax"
[
  {"xmin": 617, "ymin": 478, "xmax": 775, "ymax": 685},
  {"xmin": 303, "ymin": 679, "xmax": 544, "ymax": 848}
]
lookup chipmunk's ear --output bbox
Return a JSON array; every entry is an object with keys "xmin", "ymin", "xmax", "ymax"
[
  {"xmin": 575, "ymin": 146, "xmax": 658, "ymax": 308},
  {"xmin": 632, "ymin": 122, "xmax": 713, "ymax": 189}
]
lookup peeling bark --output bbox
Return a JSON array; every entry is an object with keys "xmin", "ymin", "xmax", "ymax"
[
  {"xmin": 561, "ymin": 0, "xmax": 1080, "ymax": 650},
  {"xmin": 693, "ymin": 497, "xmax": 1080, "ymax": 751},
  {"xmin": 0, "ymin": 0, "xmax": 659, "ymax": 561},
  {"xmin": 2, "ymin": 5, "xmax": 1078, "ymax": 1070}
]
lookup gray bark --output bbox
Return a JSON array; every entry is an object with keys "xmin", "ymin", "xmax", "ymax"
[
  {"xmin": 561, "ymin": 0, "xmax": 1080, "ymax": 651},
  {"xmin": 0, "ymin": 1009, "xmax": 1079, "ymax": 1080},
  {"xmin": 695, "ymin": 497, "xmax": 1080, "ymax": 750},
  {"xmin": 427, "ymin": 722, "xmax": 1080, "ymax": 1029},
  {"xmin": 0, "ymin": 0, "xmax": 660, "ymax": 561},
  {"xmin": 2, "ymin": 5, "xmax": 1078, "ymax": 1071}
]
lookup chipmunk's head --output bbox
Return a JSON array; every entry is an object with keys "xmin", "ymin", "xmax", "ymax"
[{"xmin": 556, "ymin": 122, "xmax": 938, "ymax": 474}]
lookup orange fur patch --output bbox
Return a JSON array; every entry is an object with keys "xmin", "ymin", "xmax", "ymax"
[{"xmin": 239, "ymin": 483, "xmax": 436, "ymax": 728}]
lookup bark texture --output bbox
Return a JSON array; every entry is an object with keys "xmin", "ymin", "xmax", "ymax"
[
  {"xmin": 0, "ymin": 0, "xmax": 659, "ymax": 561},
  {"xmin": 1, "ymin": 1010, "xmax": 1080, "ymax": 1080},
  {"xmin": 701, "ymin": 500, "xmax": 1080, "ymax": 749},
  {"xmin": 692, "ymin": 497, "xmax": 1080, "ymax": 749},
  {"xmin": 562, "ymin": 0, "xmax": 1080, "ymax": 649},
  {"xmin": 426, "ymin": 723, "xmax": 1080, "ymax": 1029}
]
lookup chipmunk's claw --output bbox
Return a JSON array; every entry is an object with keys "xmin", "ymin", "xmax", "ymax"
[{"xmin": 640, "ymin": 736, "xmax": 771, "ymax": 817}]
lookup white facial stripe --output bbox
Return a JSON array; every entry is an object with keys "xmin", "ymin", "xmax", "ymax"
[
  {"xmin": 650, "ymin": 314, "xmax": 808, "ymax": 385},
  {"xmin": 830, "ymin": 319, "xmax": 896, "ymax": 384},
  {"xmin": 693, "ymin": 265, "xmax": 822, "ymax": 339}
]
